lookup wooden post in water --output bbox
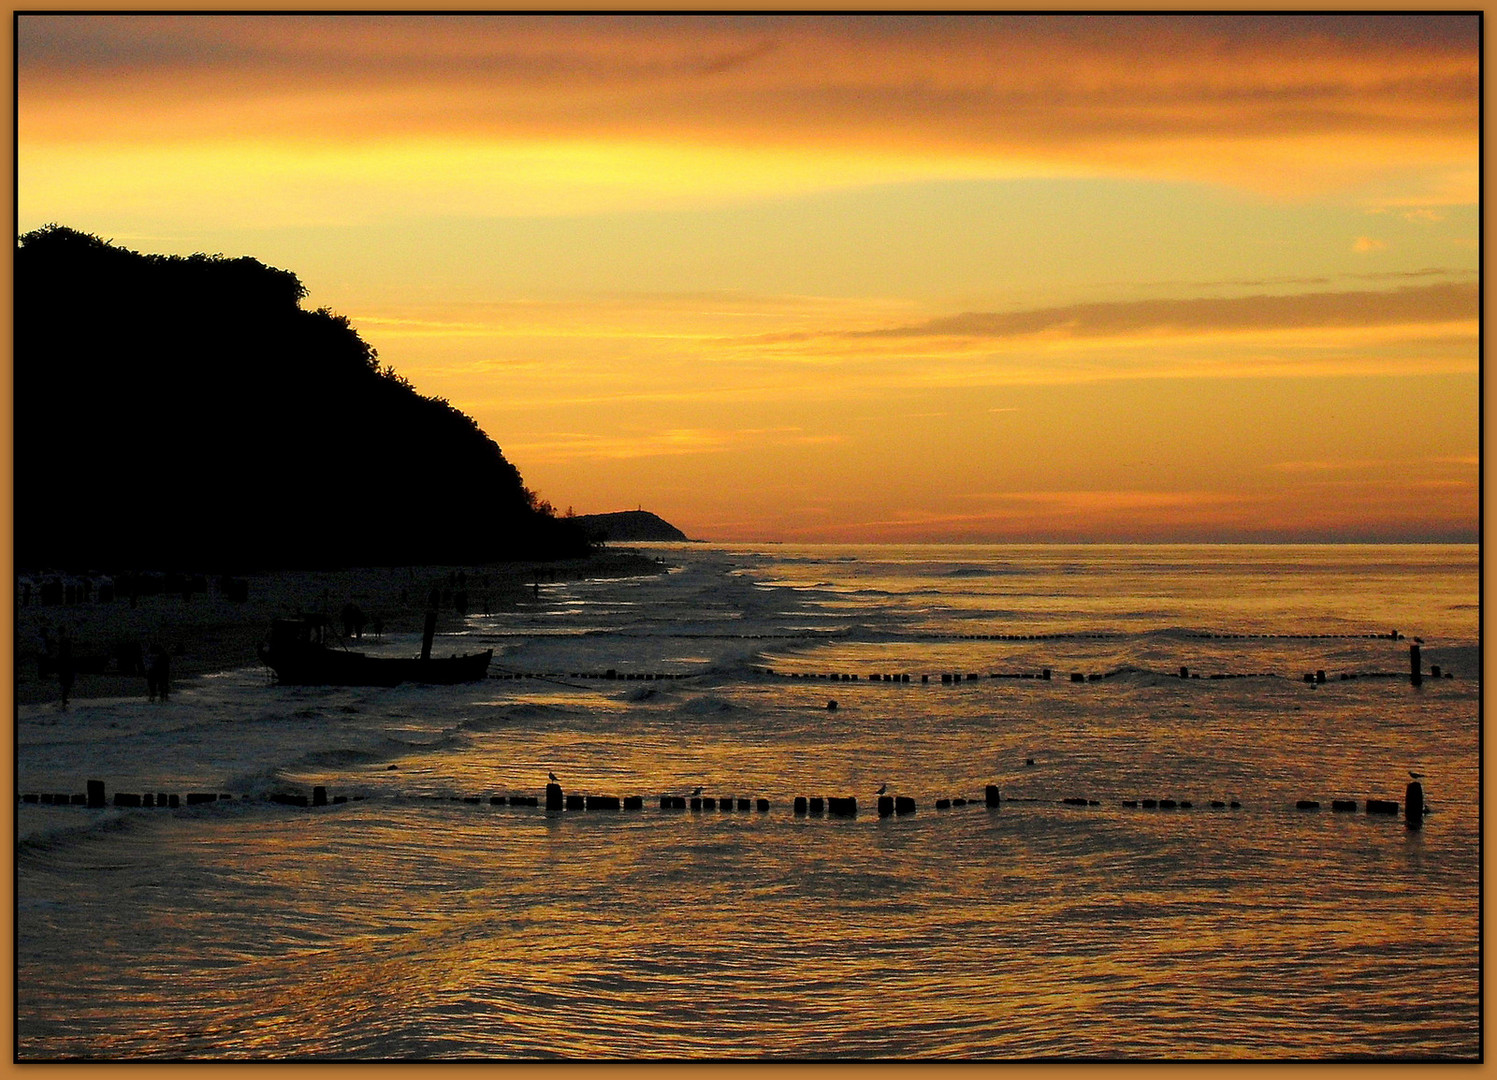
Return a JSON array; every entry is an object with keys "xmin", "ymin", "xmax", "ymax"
[
  {"xmin": 878, "ymin": 795, "xmax": 894, "ymax": 817},
  {"xmin": 86, "ymin": 779, "xmax": 105, "ymax": 809},
  {"xmin": 1409, "ymin": 644, "xmax": 1422, "ymax": 686},
  {"xmin": 985, "ymin": 784, "xmax": 1001, "ymax": 807},
  {"xmin": 545, "ymin": 782, "xmax": 563, "ymax": 811},
  {"xmin": 421, "ymin": 610, "xmax": 438, "ymax": 662},
  {"xmin": 1405, "ymin": 781, "xmax": 1424, "ymax": 829}
]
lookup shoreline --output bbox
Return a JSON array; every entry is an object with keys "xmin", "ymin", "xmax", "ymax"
[{"xmin": 15, "ymin": 548, "xmax": 670, "ymax": 708}]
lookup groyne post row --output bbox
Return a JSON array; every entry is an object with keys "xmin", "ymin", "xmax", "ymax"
[
  {"xmin": 26, "ymin": 780, "xmax": 1429, "ymax": 828},
  {"xmin": 755, "ymin": 644, "xmax": 1451, "ymax": 686}
]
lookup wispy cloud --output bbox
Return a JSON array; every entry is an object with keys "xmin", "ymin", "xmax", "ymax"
[
  {"xmin": 505, "ymin": 425, "xmax": 842, "ymax": 463},
  {"xmin": 747, "ymin": 282, "xmax": 1475, "ymax": 347}
]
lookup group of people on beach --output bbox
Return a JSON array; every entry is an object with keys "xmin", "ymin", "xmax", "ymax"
[{"xmin": 42, "ymin": 630, "xmax": 170, "ymax": 707}]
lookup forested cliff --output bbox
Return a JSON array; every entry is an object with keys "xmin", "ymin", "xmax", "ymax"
[{"xmin": 17, "ymin": 226, "xmax": 589, "ymax": 568}]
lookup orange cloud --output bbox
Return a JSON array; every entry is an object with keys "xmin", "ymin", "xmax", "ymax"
[{"xmin": 19, "ymin": 14, "xmax": 1478, "ymax": 200}]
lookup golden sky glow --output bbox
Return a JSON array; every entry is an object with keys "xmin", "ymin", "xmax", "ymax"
[{"xmin": 17, "ymin": 13, "xmax": 1480, "ymax": 541}]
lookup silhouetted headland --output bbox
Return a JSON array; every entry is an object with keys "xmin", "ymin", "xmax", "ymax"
[
  {"xmin": 571, "ymin": 510, "xmax": 690, "ymax": 542},
  {"xmin": 17, "ymin": 225, "xmax": 589, "ymax": 569}
]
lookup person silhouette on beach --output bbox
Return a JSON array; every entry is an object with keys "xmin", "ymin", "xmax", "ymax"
[
  {"xmin": 57, "ymin": 634, "xmax": 74, "ymax": 708},
  {"xmin": 146, "ymin": 643, "xmax": 171, "ymax": 701}
]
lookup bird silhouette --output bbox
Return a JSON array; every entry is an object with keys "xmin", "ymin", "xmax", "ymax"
[
  {"xmin": 690, "ymin": 785, "xmax": 703, "ymax": 797},
  {"xmin": 875, "ymin": 783, "xmax": 888, "ymax": 796},
  {"xmin": 548, "ymin": 771, "xmax": 559, "ymax": 783},
  {"xmin": 1408, "ymin": 770, "xmax": 1425, "ymax": 779}
]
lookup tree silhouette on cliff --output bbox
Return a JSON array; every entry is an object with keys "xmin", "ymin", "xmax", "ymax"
[{"xmin": 16, "ymin": 225, "xmax": 588, "ymax": 568}]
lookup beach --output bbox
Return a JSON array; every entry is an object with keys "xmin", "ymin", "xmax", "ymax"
[{"xmin": 15, "ymin": 549, "xmax": 669, "ymax": 707}]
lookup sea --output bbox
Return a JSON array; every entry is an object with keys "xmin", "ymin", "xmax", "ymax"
[{"xmin": 14, "ymin": 543, "xmax": 1482, "ymax": 1060}]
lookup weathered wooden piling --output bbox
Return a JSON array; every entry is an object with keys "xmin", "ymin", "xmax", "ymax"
[
  {"xmin": 936, "ymin": 798, "xmax": 951, "ymax": 809},
  {"xmin": 1431, "ymin": 664, "xmax": 1442, "ymax": 678},
  {"xmin": 1297, "ymin": 800, "xmax": 1321, "ymax": 810},
  {"xmin": 895, "ymin": 796, "xmax": 915, "ymax": 815},
  {"xmin": 1070, "ymin": 672, "xmax": 1084, "ymax": 682},
  {"xmin": 566, "ymin": 793, "xmax": 585, "ymax": 810},
  {"xmin": 690, "ymin": 797, "xmax": 702, "ymax": 811},
  {"xmin": 420, "ymin": 609, "xmax": 437, "ymax": 662},
  {"xmin": 1316, "ymin": 670, "xmax": 1326, "ymax": 684},
  {"xmin": 1332, "ymin": 800, "xmax": 1357, "ymax": 812},
  {"xmin": 1410, "ymin": 644, "xmax": 1422, "ymax": 686},
  {"xmin": 546, "ymin": 783, "xmax": 564, "ymax": 811},
  {"xmin": 1141, "ymin": 799, "xmax": 1157, "ymax": 808},
  {"xmin": 333, "ymin": 796, "xmax": 347, "ymax": 804},
  {"xmin": 794, "ymin": 796, "xmax": 807, "ymax": 815},
  {"xmin": 624, "ymin": 796, "xmax": 643, "ymax": 810},
  {"xmin": 186, "ymin": 792, "xmax": 217, "ymax": 805},
  {"xmin": 703, "ymin": 796, "xmax": 717, "ymax": 810},
  {"xmin": 809, "ymin": 797, "xmax": 825, "ymax": 816},
  {"xmin": 1180, "ymin": 666, "xmax": 1189, "ymax": 679},
  {"xmin": 828, "ymin": 796, "xmax": 857, "ymax": 817},
  {"xmin": 985, "ymin": 785, "xmax": 1001, "ymax": 807},
  {"xmin": 737, "ymin": 798, "xmax": 751, "ymax": 811},
  {"xmin": 952, "ymin": 797, "xmax": 967, "ymax": 806},
  {"xmin": 586, "ymin": 795, "xmax": 621, "ymax": 811},
  {"xmin": 1366, "ymin": 799, "xmax": 1399, "ymax": 815},
  {"xmin": 491, "ymin": 796, "xmax": 505, "ymax": 805},
  {"xmin": 312, "ymin": 786, "xmax": 328, "ymax": 807},
  {"xmin": 87, "ymin": 780, "xmax": 105, "ymax": 808},
  {"xmin": 878, "ymin": 795, "xmax": 894, "ymax": 817},
  {"xmin": 1405, "ymin": 781, "xmax": 1423, "ymax": 829},
  {"xmin": 1159, "ymin": 799, "xmax": 1177, "ymax": 809},
  {"xmin": 1042, "ymin": 668, "xmax": 1051, "ymax": 680},
  {"xmin": 757, "ymin": 798, "xmax": 769, "ymax": 812}
]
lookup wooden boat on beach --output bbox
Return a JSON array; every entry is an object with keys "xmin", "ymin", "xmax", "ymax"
[{"xmin": 258, "ymin": 613, "xmax": 491, "ymax": 687}]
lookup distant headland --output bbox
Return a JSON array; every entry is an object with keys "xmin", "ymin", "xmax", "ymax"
[
  {"xmin": 17, "ymin": 226, "xmax": 598, "ymax": 570},
  {"xmin": 570, "ymin": 510, "xmax": 690, "ymax": 543}
]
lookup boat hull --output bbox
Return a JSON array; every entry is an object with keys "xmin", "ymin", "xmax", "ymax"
[{"xmin": 258, "ymin": 644, "xmax": 493, "ymax": 687}]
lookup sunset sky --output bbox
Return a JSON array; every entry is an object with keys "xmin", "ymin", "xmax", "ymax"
[{"xmin": 17, "ymin": 13, "xmax": 1480, "ymax": 542}]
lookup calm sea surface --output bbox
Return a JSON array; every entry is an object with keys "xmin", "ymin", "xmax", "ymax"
[{"xmin": 15, "ymin": 544, "xmax": 1481, "ymax": 1059}]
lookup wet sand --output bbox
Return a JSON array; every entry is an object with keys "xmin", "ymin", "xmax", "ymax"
[{"xmin": 15, "ymin": 550, "xmax": 670, "ymax": 707}]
